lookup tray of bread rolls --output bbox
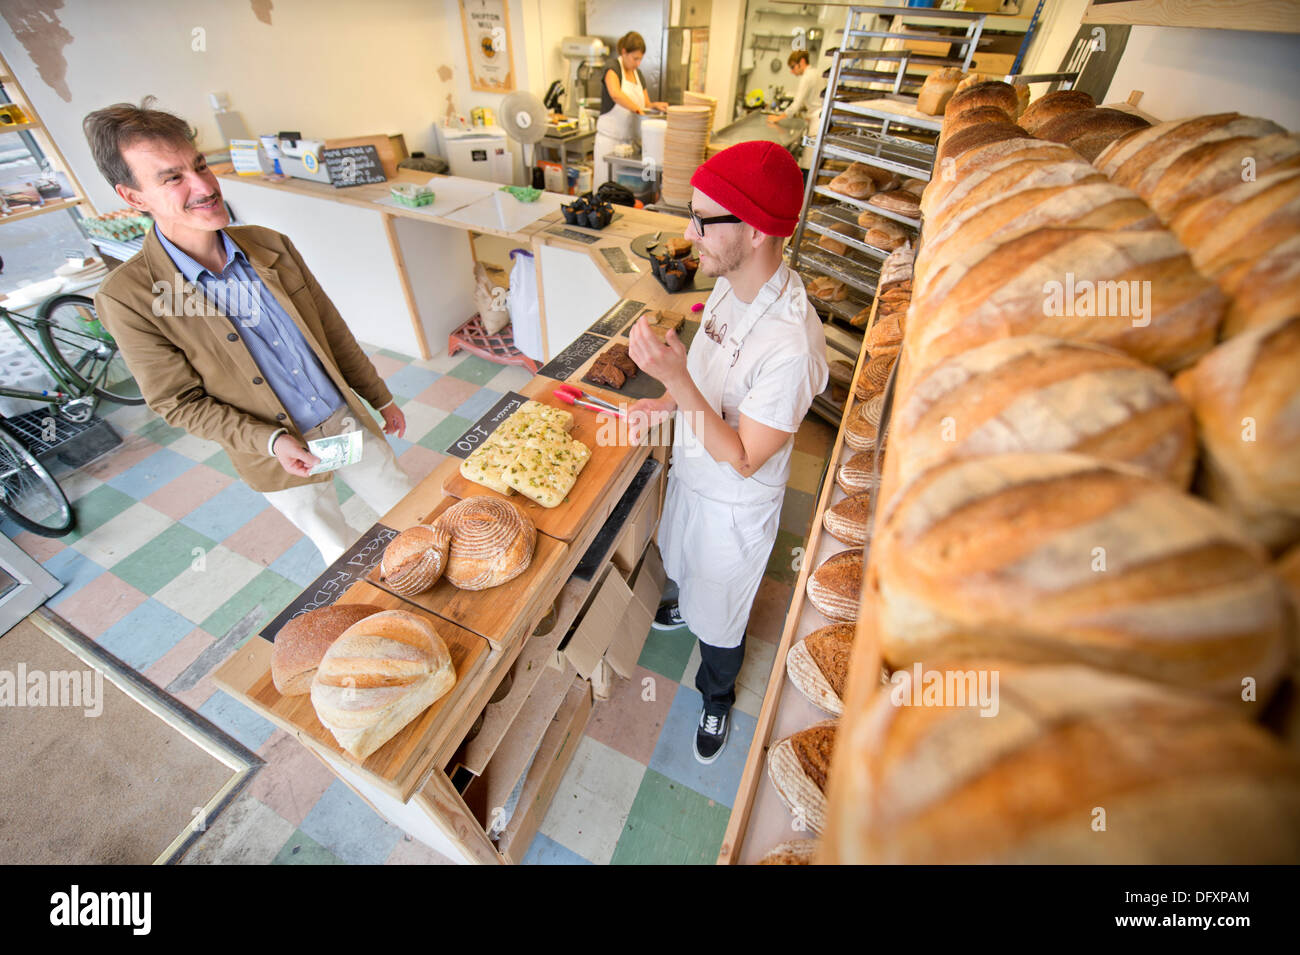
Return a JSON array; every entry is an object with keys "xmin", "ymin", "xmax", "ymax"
[
  {"xmin": 242, "ymin": 579, "xmax": 492, "ymax": 799},
  {"xmin": 441, "ymin": 376, "xmax": 642, "ymax": 542},
  {"xmin": 366, "ymin": 494, "xmax": 569, "ymax": 650}
]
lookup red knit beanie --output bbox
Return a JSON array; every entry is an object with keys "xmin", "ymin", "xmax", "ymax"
[{"xmin": 690, "ymin": 140, "xmax": 804, "ymax": 237}]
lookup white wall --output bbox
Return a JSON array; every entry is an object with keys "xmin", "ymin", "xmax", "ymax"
[
  {"xmin": 1102, "ymin": 26, "xmax": 1300, "ymax": 127},
  {"xmin": 704, "ymin": 0, "xmax": 746, "ymax": 129}
]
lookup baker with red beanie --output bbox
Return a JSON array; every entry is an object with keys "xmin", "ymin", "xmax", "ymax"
[{"xmin": 627, "ymin": 141, "xmax": 829, "ymax": 764}]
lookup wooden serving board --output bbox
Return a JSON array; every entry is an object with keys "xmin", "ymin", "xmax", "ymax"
[
  {"xmin": 440, "ymin": 376, "xmax": 639, "ymax": 542},
  {"xmin": 224, "ymin": 580, "xmax": 491, "ymax": 802},
  {"xmin": 367, "ymin": 494, "xmax": 569, "ymax": 651}
]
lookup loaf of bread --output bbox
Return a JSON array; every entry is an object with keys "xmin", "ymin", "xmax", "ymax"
[
  {"xmin": 1095, "ymin": 113, "xmax": 1287, "ymax": 196},
  {"xmin": 807, "ymin": 275, "xmax": 848, "ymax": 302},
  {"xmin": 878, "ymin": 245, "xmax": 915, "ymax": 288},
  {"xmin": 942, "ymin": 104, "xmax": 1023, "ymax": 142},
  {"xmin": 843, "ymin": 407, "xmax": 878, "ymax": 453},
  {"xmin": 1033, "ymin": 107, "xmax": 1151, "ymax": 162},
  {"xmin": 310, "ymin": 609, "xmax": 456, "ymax": 760},
  {"xmin": 826, "ymin": 661, "xmax": 1300, "ymax": 863},
  {"xmin": 828, "ymin": 172, "xmax": 875, "ymax": 199},
  {"xmin": 867, "ymin": 190, "xmax": 921, "ymax": 218},
  {"xmin": 380, "ymin": 524, "xmax": 451, "ymax": 596},
  {"xmin": 944, "ymin": 81, "xmax": 1020, "ymax": 128},
  {"xmin": 817, "ymin": 232, "xmax": 849, "ymax": 256},
  {"xmin": 867, "ymin": 315, "xmax": 903, "ymax": 353},
  {"xmin": 873, "ymin": 453, "xmax": 1288, "ymax": 701},
  {"xmin": 934, "ymin": 121, "xmax": 1031, "ymax": 170},
  {"xmin": 1216, "ymin": 233, "xmax": 1300, "ymax": 338},
  {"xmin": 837, "ymin": 450, "xmax": 881, "ymax": 496},
  {"xmin": 864, "ymin": 218, "xmax": 908, "ymax": 251},
  {"xmin": 756, "ymin": 840, "xmax": 818, "ymax": 865},
  {"xmin": 891, "ymin": 335, "xmax": 1196, "ymax": 490},
  {"xmin": 906, "ymin": 227, "xmax": 1224, "ymax": 375},
  {"xmin": 1174, "ymin": 315, "xmax": 1300, "ymax": 552},
  {"xmin": 922, "ymin": 139, "xmax": 1081, "ymax": 221},
  {"xmin": 917, "ymin": 67, "xmax": 964, "ymax": 116},
  {"xmin": 823, "ymin": 489, "xmax": 874, "ymax": 547},
  {"xmin": 806, "ymin": 549, "xmax": 864, "ymax": 622},
  {"xmin": 272, "ymin": 603, "xmax": 384, "ymax": 696},
  {"xmin": 1018, "ymin": 89, "xmax": 1095, "ymax": 136},
  {"xmin": 767, "ymin": 721, "xmax": 837, "ymax": 833},
  {"xmin": 1167, "ymin": 167, "xmax": 1300, "ymax": 279},
  {"xmin": 786, "ymin": 623, "xmax": 856, "ymax": 715},
  {"xmin": 436, "ymin": 496, "xmax": 536, "ymax": 591},
  {"xmin": 1147, "ymin": 131, "xmax": 1300, "ymax": 222}
]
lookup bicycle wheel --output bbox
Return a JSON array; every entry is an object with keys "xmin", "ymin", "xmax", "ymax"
[
  {"xmin": 37, "ymin": 293, "xmax": 145, "ymax": 405},
  {"xmin": 0, "ymin": 422, "xmax": 74, "ymax": 537}
]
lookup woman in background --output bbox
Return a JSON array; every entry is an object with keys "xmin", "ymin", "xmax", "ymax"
[{"xmin": 593, "ymin": 31, "xmax": 668, "ymax": 189}]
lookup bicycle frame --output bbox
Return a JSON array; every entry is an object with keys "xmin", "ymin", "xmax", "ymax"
[{"xmin": 0, "ymin": 306, "xmax": 96, "ymax": 417}]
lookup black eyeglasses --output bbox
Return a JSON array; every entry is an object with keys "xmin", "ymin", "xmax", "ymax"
[{"xmin": 688, "ymin": 202, "xmax": 742, "ymax": 235}]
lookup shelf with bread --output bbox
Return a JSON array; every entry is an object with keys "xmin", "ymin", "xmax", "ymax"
[
  {"xmin": 719, "ymin": 243, "xmax": 911, "ymax": 864},
  {"xmin": 796, "ymin": 81, "xmax": 1300, "ymax": 863}
]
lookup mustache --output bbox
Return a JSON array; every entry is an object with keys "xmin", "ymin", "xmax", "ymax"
[{"xmin": 186, "ymin": 193, "xmax": 221, "ymax": 209}]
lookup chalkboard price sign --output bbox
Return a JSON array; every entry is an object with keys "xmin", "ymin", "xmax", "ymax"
[
  {"xmin": 323, "ymin": 145, "xmax": 387, "ymax": 187},
  {"xmin": 537, "ymin": 332, "xmax": 608, "ymax": 383},
  {"xmin": 444, "ymin": 390, "xmax": 530, "ymax": 459}
]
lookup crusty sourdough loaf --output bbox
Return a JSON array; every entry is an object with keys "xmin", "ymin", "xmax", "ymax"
[
  {"xmin": 380, "ymin": 524, "xmax": 451, "ymax": 596},
  {"xmin": 807, "ymin": 549, "xmax": 864, "ymax": 622},
  {"xmin": 823, "ymin": 489, "xmax": 875, "ymax": 547},
  {"xmin": 435, "ymin": 496, "xmax": 536, "ymax": 591},
  {"xmin": 1174, "ymin": 314, "xmax": 1300, "ymax": 552},
  {"xmin": 1147, "ymin": 132, "xmax": 1300, "ymax": 222},
  {"xmin": 905, "ymin": 227, "xmax": 1224, "ymax": 375},
  {"xmin": 942, "ymin": 81, "xmax": 1020, "ymax": 130},
  {"xmin": 934, "ymin": 121, "xmax": 1031, "ymax": 170},
  {"xmin": 1018, "ymin": 89, "xmax": 1095, "ymax": 136},
  {"xmin": 891, "ymin": 335, "xmax": 1196, "ymax": 489},
  {"xmin": 921, "ymin": 139, "xmax": 1084, "ymax": 222},
  {"xmin": 872, "ymin": 453, "xmax": 1288, "ymax": 701},
  {"xmin": 837, "ymin": 450, "xmax": 881, "ymax": 496},
  {"xmin": 1033, "ymin": 107, "xmax": 1152, "ymax": 162},
  {"xmin": 1095, "ymin": 113, "xmax": 1287, "ymax": 196},
  {"xmin": 1215, "ymin": 233, "xmax": 1300, "ymax": 338},
  {"xmin": 310, "ymin": 609, "xmax": 456, "ymax": 760},
  {"xmin": 767, "ymin": 721, "xmax": 837, "ymax": 833},
  {"xmin": 826, "ymin": 661, "xmax": 1300, "ymax": 864},
  {"xmin": 272, "ymin": 603, "xmax": 384, "ymax": 696},
  {"xmin": 942, "ymin": 104, "xmax": 1019, "ymax": 143},
  {"xmin": 1168, "ymin": 167, "xmax": 1300, "ymax": 279},
  {"xmin": 755, "ymin": 840, "xmax": 819, "ymax": 865},
  {"xmin": 786, "ymin": 622, "xmax": 856, "ymax": 715}
]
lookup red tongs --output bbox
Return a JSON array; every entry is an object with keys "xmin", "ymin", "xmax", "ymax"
[{"xmin": 553, "ymin": 383, "xmax": 626, "ymax": 418}]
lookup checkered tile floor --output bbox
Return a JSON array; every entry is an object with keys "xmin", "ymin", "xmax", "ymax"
[{"xmin": 4, "ymin": 344, "xmax": 835, "ymax": 865}]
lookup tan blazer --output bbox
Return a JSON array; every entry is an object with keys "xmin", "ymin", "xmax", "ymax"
[{"xmin": 95, "ymin": 225, "xmax": 392, "ymax": 493}]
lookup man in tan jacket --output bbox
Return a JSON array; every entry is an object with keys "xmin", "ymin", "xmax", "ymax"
[{"xmin": 85, "ymin": 100, "xmax": 413, "ymax": 564}]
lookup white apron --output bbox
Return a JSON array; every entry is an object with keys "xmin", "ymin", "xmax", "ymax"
[
  {"xmin": 593, "ymin": 66, "xmax": 644, "ymax": 189},
  {"xmin": 657, "ymin": 277, "xmax": 794, "ymax": 649}
]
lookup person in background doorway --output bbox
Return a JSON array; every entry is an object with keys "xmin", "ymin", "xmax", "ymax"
[
  {"xmin": 626, "ymin": 141, "xmax": 829, "ymax": 765},
  {"xmin": 768, "ymin": 49, "xmax": 826, "ymax": 181},
  {"xmin": 592, "ymin": 31, "xmax": 669, "ymax": 189},
  {"xmin": 83, "ymin": 99, "xmax": 413, "ymax": 567}
]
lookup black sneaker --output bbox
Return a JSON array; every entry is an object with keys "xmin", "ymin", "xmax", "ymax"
[
  {"xmin": 651, "ymin": 602, "xmax": 686, "ymax": 630},
  {"xmin": 694, "ymin": 708, "xmax": 730, "ymax": 764}
]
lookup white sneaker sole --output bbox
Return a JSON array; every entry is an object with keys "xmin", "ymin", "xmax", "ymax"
[{"xmin": 694, "ymin": 731, "xmax": 729, "ymax": 764}]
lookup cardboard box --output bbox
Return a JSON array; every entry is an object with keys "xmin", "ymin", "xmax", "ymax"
[
  {"xmin": 606, "ymin": 542, "xmax": 666, "ymax": 678},
  {"xmin": 611, "ymin": 461, "xmax": 666, "ymax": 576},
  {"xmin": 496, "ymin": 677, "xmax": 592, "ymax": 863}
]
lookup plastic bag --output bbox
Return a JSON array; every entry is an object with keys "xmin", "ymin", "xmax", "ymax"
[
  {"xmin": 473, "ymin": 262, "xmax": 510, "ymax": 335},
  {"xmin": 506, "ymin": 248, "xmax": 543, "ymax": 361}
]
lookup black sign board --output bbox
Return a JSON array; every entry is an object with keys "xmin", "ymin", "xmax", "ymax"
[
  {"xmin": 258, "ymin": 522, "xmax": 400, "ymax": 642},
  {"xmin": 537, "ymin": 332, "xmax": 608, "ymax": 382},
  {"xmin": 589, "ymin": 299, "xmax": 646, "ymax": 337},
  {"xmin": 444, "ymin": 390, "xmax": 530, "ymax": 459},
  {"xmin": 323, "ymin": 145, "xmax": 386, "ymax": 187},
  {"xmin": 546, "ymin": 225, "xmax": 601, "ymax": 245},
  {"xmin": 598, "ymin": 246, "xmax": 639, "ymax": 275}
]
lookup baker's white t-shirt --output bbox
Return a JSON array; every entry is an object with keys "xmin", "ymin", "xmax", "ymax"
[{"xmin": 670, "ymin": 262, "xmax": 829, "ymax": 503}]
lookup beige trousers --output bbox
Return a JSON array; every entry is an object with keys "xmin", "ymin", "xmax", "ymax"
[{"xmin": 261, "ymin": 405, "xmax": 415, "ymax": 565}]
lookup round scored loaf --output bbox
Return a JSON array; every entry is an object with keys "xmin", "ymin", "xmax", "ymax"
[
  {"xmin": 436, "ymin": 496, "xmax": 536, "ymax": 591},
  {"xmin": 380, "ymin": 523, "xmax": 451, "ymax": 596},
  {"xmin": 905, "ymin": 227, "xmax": 1224, "ymax": 376},
  {"xmin": 755, "ymin": 840, "xmax": 819, "ymax": 865},
  {"xmin": 310, "ymin": 609, "xmax": 456, "ymax": 760},
  {"xmin": 767, "ymin": 720, "xmax": 837, "ymax": 834},
  {"xmin": 786, "ymin": 623, "xmax": 856, "ymax": 715},
  {"xmin": 891, "ymin": 335, "xmax": 1197, "ymax": 490},
  {"xmin": 943, "ymin": 81, "xmax": 1020, "ymax": 128},
  {"xmin": 826, "ymin": 661, "xmax": 1300, "ymax": 864},
  {"xmin": 271, "ymin": 603, "xmax": 384, "ymax": 697},
  {"xmin": 843, "ymin": 409, "xmax": 878, "ymax": 453},
  {"xmin": 806, "ymin": 549, "xmax": 864, "ymax": 622},
  {"xmin": 823, "ymin": 489, "xmax": 874, "ymax": 547},
  {"xmin": 872, "ymin": 453, "xmax": 1289, "ymax": 702},
  {"xmin": 1174, "ymin": 314, "xmax": 1300, "ymax": 552},
  {"xmin": 837, "ymin": 450, "xmax": 881, "ymax": 496},
  {"xmin": 942, "ymin": 104, "xmax": 1020, "ymax": 143},
  {"xmin": 1018, "ymin": 88, "xmax": 1095, "ymax": 136}
]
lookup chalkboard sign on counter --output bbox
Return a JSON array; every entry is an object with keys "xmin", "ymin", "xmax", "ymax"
[
  {"xmin": 444, "ymin": 390, "xmax": 529, "ymax": 459},
  {"xmin": 589, "ymin": 299, "xmax": 646, "ymax": 337},
  {"xmin": 259, "ymin": 522, "xmax": 399, "ymax": 641},
  {"xmin": 546, "ymin": 225, "xmax": 601, "ymax": 245},
  {"xmin": 537, "ymin": 332, "xmax": 608, "ymax": 382},
  {"xmin": 323, "ymin": 145, "xmax": 387, "ymax": 187}
]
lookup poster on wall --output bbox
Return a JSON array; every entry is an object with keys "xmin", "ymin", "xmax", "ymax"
[{"xmin": 460, "ymin": 0, "xmax": 515, "ymax": 93}]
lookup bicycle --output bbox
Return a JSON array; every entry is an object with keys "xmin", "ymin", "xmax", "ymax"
[{"xmin": 0, "ymin": 293, "xmax": 144, "ymax": 536}]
